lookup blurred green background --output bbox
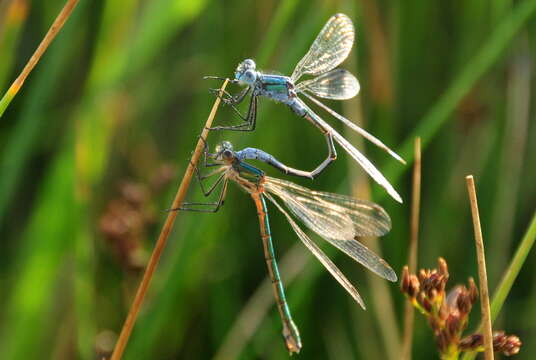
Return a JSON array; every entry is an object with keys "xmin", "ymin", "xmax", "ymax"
[{"xmin": 0, "ymin": 0, "xmax": 535, "ymax": 359}]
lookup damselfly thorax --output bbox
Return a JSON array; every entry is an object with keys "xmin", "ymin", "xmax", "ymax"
[{"xmin": 253, "ymin": 73, "xmax": 307, "ymax": 116}]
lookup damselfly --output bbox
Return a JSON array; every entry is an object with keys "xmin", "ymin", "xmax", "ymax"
[
  {"xmin": 177, "ymin": 141, "xmax": 397, "ymax": 353},
  {"xmin": 206, "ymin": 13, "xmax": 405, "ymax": 203}
]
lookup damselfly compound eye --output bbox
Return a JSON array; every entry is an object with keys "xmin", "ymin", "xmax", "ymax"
[
  {"xmin": 242, "ymin": 58, "xmax": 256, "ymax": 70},
  {"xmin": 243, "ymin": 69, "xmax": 257, "ymax": 83}
]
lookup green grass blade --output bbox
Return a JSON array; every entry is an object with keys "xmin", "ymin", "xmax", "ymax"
[
  {"xmin": 0, "ymin": 148, "xmax": 77, "ymax": 359},
  {"xmin": 489, "ymin": 212, "xmax": 536, "ymax": 321}
]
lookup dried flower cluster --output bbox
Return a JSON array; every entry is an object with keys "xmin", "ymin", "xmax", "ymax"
[
  {"xmin": 459, "ymin": 332, "xmax": 522, "ymax": 356},
  {"xmin": 401, "ymin": 258, "xmax": 521, "ymax": 359}
]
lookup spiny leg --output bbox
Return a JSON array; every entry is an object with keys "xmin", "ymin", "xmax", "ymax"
[
  {"xmin": 208, "ymin": 87, "xmax": 251, "ymax": 123},
  {"xmin": 195, "ymin": 169, "xmax": 227, "ymax": 197},
  {"xmin": 173, "ymin": 178, "xmax": 229, "ymax": 213},
  {"xmin": 209, "ymin": 87, "xmax": 250, "ymax": 106},
  {"xmin": 173, "ymin": 145, "xmax": 228, "ymax": 212},
  {"xmin": 209, "ymin": 92, "xmax": 257, "ymax": 132}
]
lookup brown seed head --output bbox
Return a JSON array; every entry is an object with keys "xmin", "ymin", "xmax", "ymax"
[
  {"xmin": 438, "ymin": 257, "xmax": 449, "ymax": 279},
  {"xmin": 446, "ymin": 286, "xmax": 463, "ymax": 311},
  {"xmin": 419, "ymin": 268, "xmax": 428, "ymax": 283},
  {"xmin": 429, "ymin": 288, "xmax": 439, "ymax": 302},
  {"xmin": 468, "ymin": 277, "xmax": 478, "ymax": 304},
  {"xmin": 459, "ymin": 334, "xmax": 483, "ymax": 350},
  {"xmin": 436, "ymin": 330, "xmax": 449, "ymax": 353},
  {"xmin": 493, "ymin": 331, "xmax": 522, "ymax": 356},
  {"xmin": 459, "ymin": 332, "xmax": 522, "ymax": 356},
  {"xmin": 445, "ymin": 313, "xmax": 460, "ymax": 340},
  {"xmin": 409, "ymin": 275, "xmax": 420, "ymax": 298},
  {"xmin": 456, "ymin": 288, "xmax": 473, "ymax": 316},
  {"xmin": 428, "ymin": 316, "xmax": 441, "ymax": 332}
]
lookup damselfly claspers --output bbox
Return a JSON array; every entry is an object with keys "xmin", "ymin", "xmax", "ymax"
[{"xmin": 177, "ymin": 141, "xmax": 397, "ymax": 353}]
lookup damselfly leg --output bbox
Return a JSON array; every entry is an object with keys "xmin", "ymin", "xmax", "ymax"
[
  {"xmin": 208, "ymin": 91, "xmax": 257, "ymax": 132},
  {"xmin": 177, "ymin": 177, "xmax": 228, "ymax": 213},
  {"xmin": 174, "ymin": 146, "xmax": 229, "ymax": 212}
]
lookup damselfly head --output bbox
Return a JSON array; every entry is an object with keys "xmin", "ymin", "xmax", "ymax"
[
  {"xmin": 235, "ymin": 59, "xmax": 257, "ymax": 85},
  {"xmin": 214, "ymin": 141, "xmax": 235, "ymax": 162}
]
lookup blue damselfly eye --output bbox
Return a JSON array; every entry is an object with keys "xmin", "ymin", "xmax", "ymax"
[
  {"xmin": 243, "ymin": 69, "xmax": 257, "ymax": 83},
  {"xmin": 242, "ymin": 59, "xmax": 256, "ymax": 70}
]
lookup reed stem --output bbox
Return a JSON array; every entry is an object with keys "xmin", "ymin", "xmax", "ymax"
[
  {"xmin": 401, "ymin": 137, "xmax": 421, "ymax": 360},
  {"xmin": 465, "ymin": 175, "xmax": 494, "ymax": 360},
  {"xmin": 110, "ymin": 79, "xmax": 229, "ymax": 360}
]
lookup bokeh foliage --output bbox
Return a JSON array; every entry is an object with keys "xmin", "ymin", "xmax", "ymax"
[{"xmin": 0, "ymin": 0, "xmax": 535, "ymax": 359}]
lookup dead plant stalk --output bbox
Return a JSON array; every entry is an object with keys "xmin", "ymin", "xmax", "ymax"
[
  {"xmin": 110, "ymin": 80, "xmax": 229, "ymax": 360},
  {"xmin": 0, "ymin": 0, "xmax": 79, "ymax": 117},
  {"xmin": 465, "ymin": 175, "xmax": 494, "ymax": 360},
  {"xmin": 401, "ymin": 137, "xmax": 421, "ymax": 360}
]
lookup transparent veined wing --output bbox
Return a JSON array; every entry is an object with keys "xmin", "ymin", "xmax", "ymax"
[
  {"xmin": 265, "ymin": 177, "xmax": 391, "ymax": 238},
  {"xmin": 264, "ymin": 193, "xmax": 366, "ymax": 309},
  {"xmin": 300, "ymin": 92, "xmax": 406, "ymax": 164},
  {"xmin": 265, "ymin": 177, "xmax": 397, "ymax": 282},
  {"xmin": 295, "ymin": 69, "xmax": 360, "ymax": 100},
  {"xmin": 291, "ymin": 13, "xmax": 354, "ymax": 83},
  {"xmin": 299, "ymin": 101, "xmax": 403, "ymax": 203}
]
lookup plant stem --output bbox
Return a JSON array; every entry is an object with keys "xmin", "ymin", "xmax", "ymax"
[
  {"xmin": 110, "ymin": 79, "xmax": 229, "ymax": 360},
  {"xmin": 401, "ymin": 137, "xmax": 421, "ymax": 360},
  {"xmin": 0, "ymin": 0, "xmax": 79, "ymax": 118},
  {"xmin": 461, "ymin": 211, "xmax": 536, "ymax": 360},
  {"xmin": 465, "ymin": 176, "xmax": 494, "ymax": 360}
]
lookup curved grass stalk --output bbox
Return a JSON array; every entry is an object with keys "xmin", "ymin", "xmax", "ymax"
[
  {"xmin": 0, "ymin": 0, "xmax": 79, "ymax": 118},
  {"xmin": 401, "ymin": 138, "xmax": 421, "ymax": 360},
  {"xmin": 110, "ymin": 80, "xmax": 229, "ymax": 360}
]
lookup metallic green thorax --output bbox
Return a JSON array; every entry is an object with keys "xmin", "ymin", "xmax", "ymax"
[{"xmin": 235, "ymin": 159, "xmax": 264, "ymax": 184}]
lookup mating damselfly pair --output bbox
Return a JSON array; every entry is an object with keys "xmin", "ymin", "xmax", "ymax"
[{"xmin": 180, "ymin": 13, "xmax": 403, "ymax": 354}]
